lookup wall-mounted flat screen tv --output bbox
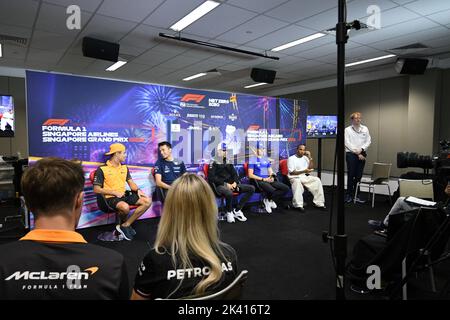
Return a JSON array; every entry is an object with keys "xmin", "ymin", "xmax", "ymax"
[
  {"xmin": 306, "ymin": 115, "xmax": 337, "ymax": 138},
  {"xmin": 0, "ymin": 95, "xmax": 14, "ymax": 137}
]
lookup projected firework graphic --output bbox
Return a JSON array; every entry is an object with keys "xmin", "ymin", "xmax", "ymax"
[{"xmin": 26, "ymin": 71, "xmax": 306, "ymax": 228}]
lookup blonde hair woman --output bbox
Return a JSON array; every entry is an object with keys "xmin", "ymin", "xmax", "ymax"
[{"xmin": 132, "ymin": 173, "xmax": 238, "ymax": 299}]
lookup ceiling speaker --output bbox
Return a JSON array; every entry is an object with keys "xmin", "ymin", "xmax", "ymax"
[
  {"xmin": 82, "ymin": 37, "xmax": 119, "ymax": 62},
  {"xmin": 395, "ymin": 58, "xmax": 428, "ymax": 75},
  {"xmin": 250, "ymin": 68, "xmax": 276, "ymax": 84}
]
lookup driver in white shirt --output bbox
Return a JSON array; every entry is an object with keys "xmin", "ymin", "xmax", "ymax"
[
  {"xmin": 0, "ymin": 108, "xmax": 14, "ymax": 131},
  {"xmin": 287, "ymin": 144, "xmax": 326, "ymax": 212}
]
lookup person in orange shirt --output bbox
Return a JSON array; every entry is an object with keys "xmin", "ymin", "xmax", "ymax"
[{"xmin": 94, "ymin": 143, "xmax": 151, "ymax": 240}]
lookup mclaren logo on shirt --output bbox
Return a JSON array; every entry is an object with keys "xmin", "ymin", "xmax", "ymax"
[
  {"xmin": 5, "ymin": 266, "xmax": 99, "ymax": 291},
  {"xmin": 5, "ymin": 266, "xmax": 98, "ymax": 281}
]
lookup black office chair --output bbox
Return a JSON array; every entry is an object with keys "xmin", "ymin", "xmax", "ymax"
[{"xmin": 156, "ymin": 270, "xmax": 248, "ymax": 300}]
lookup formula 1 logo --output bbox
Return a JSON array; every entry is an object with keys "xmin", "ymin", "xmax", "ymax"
[
  {"xmin": 42, "ymin": 119, "xmax": 69, "ymax": 126},
  {"xmin": 180, "ymin": 94, "xmax": 206, "ymax": 103}
]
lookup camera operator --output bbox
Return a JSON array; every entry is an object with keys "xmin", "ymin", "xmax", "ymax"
[{"xmin": 368, "ymin": 179, "xmax": 450, "ymax": 230}]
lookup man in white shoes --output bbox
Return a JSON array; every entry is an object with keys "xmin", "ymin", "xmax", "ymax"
[
  {"xmin": 208, "ymin": 146, "xmax": 255, "ymax": 223},
  {"xmin": 248, "ymin": 145, "xmax": 290, "ymax": 213},
  {"xmin": 288, "ymin": 144, "xmax": 326, "ymax": 212}
]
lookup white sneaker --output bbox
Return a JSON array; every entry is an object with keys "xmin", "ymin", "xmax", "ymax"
[
  {"xmin": 269, "ymin": 200, "xmax": 277, "ymax": 209},
  {"xmin": 233, "ymin": 209, "xmax": 247, "ymax": 222},
  {"xmin": 263, "ymin": 198, "xmax": 272, "ymax": 213},
  {"xmin": 226, "ymin": 211, "xmax": 235, "ymax": 223}
]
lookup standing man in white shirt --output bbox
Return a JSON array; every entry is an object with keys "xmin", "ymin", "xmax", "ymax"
[
  {"xmin": 287, "ymin": 144, "xmax": 326, "ymax": 212},
  {"xmin": 344, "ymin": 112, "xmax": 371, "ymax": 203}
]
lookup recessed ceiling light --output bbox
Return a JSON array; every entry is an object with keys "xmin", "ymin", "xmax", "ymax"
[
  {"xmin": 170, "ymin": 1, "xmax": 220, "ymax": 32},
  {"xmin": 244, "ymin": 82, "xmax": 267, "ymax": 89},
  {"xmin": 182, "ymin": 73, "xmax": 208, "ymax": 81},
  {"xmin": 105, "ymin": 60, "xmax": 127, "ymax": 71},
  {"xmin": 345, "ymin": 54, "xmax": 396, "ymax": 67},
  {"xmin": 271, "ymin": 33, "xmax": 326, "ymax": 52}
]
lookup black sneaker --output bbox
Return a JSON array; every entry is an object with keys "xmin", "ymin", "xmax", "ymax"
[
  {"xmin": 115, "ymin": 225, "xmax": 134, "ymax": 241},
  {"xmin": 294, "ymin": 206, "xmax": 305, "ymax": 213},
  {"xmin": 313, "ymin": 204, "xmax": 327, "ymax": 211},
  {"xmin": 345, "ymin": 195, "xmax": 353, "ymax": 204},
  {"xmin": 129, "ymin": 226, "xmax": 136, "ymax": 236},
  {"xmin": 368, "ymin": 219, "xmax": 385, "ymax": 231}
]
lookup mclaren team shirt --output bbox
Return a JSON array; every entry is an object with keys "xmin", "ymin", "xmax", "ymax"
[{"xmin": 0, "ymin": 229, "xmax": 129, "ymax": 300}]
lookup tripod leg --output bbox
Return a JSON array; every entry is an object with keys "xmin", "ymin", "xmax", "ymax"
[
  {"xmin": 428, "ymin": 255, "xmax": 437, "ymax": 292},
  {"xmin": 402, "ymin": 257, "xmax": 407, "ymax": 300}
]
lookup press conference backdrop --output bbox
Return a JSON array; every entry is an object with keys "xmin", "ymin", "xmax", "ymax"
[{"xmin": 26, "ymin": 71, "xmax": 307, "ymax": 228}]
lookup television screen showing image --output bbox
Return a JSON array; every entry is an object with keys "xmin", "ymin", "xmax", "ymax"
[
  {"xmin": 306, "ymin": 115, "xmax": 337, "ymax": 138},
  {"xmin": 0, "ymin": 95, "xmax": 14, "ymax": 137}
]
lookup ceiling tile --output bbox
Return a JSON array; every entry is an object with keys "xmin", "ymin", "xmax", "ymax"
[
  {"xmin": 390, "ymin": 0, "xmax": 417, "ymax": 5},
  {"xmin": 132, "ymin": 49, "xmax": 178, "ymax": 66},
  {"xmin": 265, "ymin": 0, "xmax": 336, "ymax": 23},
  {"xmin": 422, "ymin": 35, "xmax": 450, "ymax": 49},
  {"xmin": 377, "ymin": 6, "xmax": 421, "ymax": 28},
  {"xmin": 426, "ymin": 9, "xmax": 450, "ymax": 25},
  {"xmin": 0, "ymin": 23, "xmax": 32, "ymax": 39},
  {"xmin": 142, "ymin": 0, "xmax": 205, "ymax": 29},
  {"xmin": 107, "ymin": 62, "xmax": 151, "ymax": 75},
  {"xmin": 0, "ymin": 57, "xmax": 26, "ymax": 67},
  {"xmin": 350, "ymin": 17, "xmax": 440, "ymax": 45},
  {"xmin": 1, "ymin": 44, "xmax": 28, "ymax": 60},
  {"xmin": 369, "ymin": 26, "xmax": 450, "ymax": 50},
  {"xmin": 43, "ymin": 0, "xmax": 103, "ymax": 13},
  {"xmin": 29, "ymin": 30, "xmax": 76, "ymax": 51},
  {"xmin": 57, "ymin": 54, "xmax": 94, "ymax": 68},
  {"xmin": 345, "ymin": 0, "xmax": 398, "ymax": 21},
  {"xmin": 182, "ymin": 59, "xmax": 225, "ymax": 72},
  {"xmin": 78, "ymin": 14, "xmax": 138, "ymax": 43},
  {"xmin": 98, "ymin": 0, "xmax": 164, "ymax": 23},
  {"xmin": 216, "ymin": 15, "xmax": 289, "ymax": 45},
  {"xmin": 118, "ymin": 45, "xmax": 148, "ymax": 59},
  {"xmin": 346, "ymin": 45, "xmax": 387, "ymax": 59},
  {"xmin": 120, "ymin": 24, "xmax": 166, "ymax": 49},
  {"xmin": 296, "ymin": 8, "xmax": 337, "ymax": 32},
  {"xmin": 157, "ymin": 55, "xmax": 204, "ymax": 69},
  {"xmin": 184, "ymin": 4, "xmax": 258, "ymax": 39},
  {"xmin": 283, "ymin": 35, "xmax": 335, "ymax": 55},
  {"xmin": 246, "ymin": 24, "xmax": 319, "ymax": 51},
  {"xmin": 405, "ymin": 0, "xmax": 450, "ymax": 16},
  {"xmin": 27, "ymin": 48, "xmax": 65, "ymax": 63},
  {"xmin": 36, "ymin": 2, "xmax": 92, "ymax": 36},
  {"xmin": 227, "ymin": 0, "xmax": 289, "ymax": 13},
  {"xmin": 0, "ymin": 0, "xmax": 39, "ymax": 28},
  {"xmin": 141, "ymin": 66, "xmax": 177, "ymax": 77},
  {"xmin": 294, "ymin": 43, "xmax": 337, "ymax": 59}
]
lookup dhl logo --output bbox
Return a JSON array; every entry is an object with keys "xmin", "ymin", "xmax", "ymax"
[
  {"xmin": 43, "ymin": 119, "xmax": 69, "ymax": 126},
  {"xmin": 180, "ymin": 94, "xmax": 205, "ymax": 103}
]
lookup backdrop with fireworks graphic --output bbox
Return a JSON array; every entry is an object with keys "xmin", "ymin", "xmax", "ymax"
[{"xmin": 26, "ymin": 71, "xmax": 306, "ymax": 228}]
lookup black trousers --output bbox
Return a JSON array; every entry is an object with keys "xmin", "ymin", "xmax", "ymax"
[
  {"xmin": 346, "ymin": 152, "xmax": 365, "ymax": 197},
  {"xmin": 216, "ymin": 184, "xmax": 255, "ymax": 212},
  {"xmin": 256, "ymin": 181, "xmax": 290, "ymax": 203}
]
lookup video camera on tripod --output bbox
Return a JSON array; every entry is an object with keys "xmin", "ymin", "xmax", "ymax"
[
  {"xmin": 397, "ymin": 140, "xmax": 450, "ymax": 201},
  {"xmin": 397, "ymin": 140, "xmax": 450, "ymax": 171}
]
